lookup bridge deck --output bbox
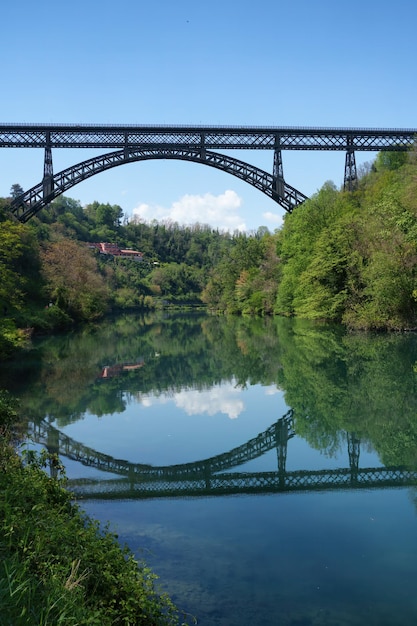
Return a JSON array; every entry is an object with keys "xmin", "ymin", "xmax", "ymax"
[
  {"xmin": 1, "ymin": 124, "xmax": 416, "ymax": 151},
  {"xmin": 67, "ymin": 467, "xmax": 417, "ymax": 500}
]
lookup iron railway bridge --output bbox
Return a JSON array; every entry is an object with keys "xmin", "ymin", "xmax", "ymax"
[
  {"xmin": 2, "ymin": 123, "xmax": 416, "ymax": 222},
  {"xmin": 28, "ymin": 411, "xmax": 417, "ymax": 500}
]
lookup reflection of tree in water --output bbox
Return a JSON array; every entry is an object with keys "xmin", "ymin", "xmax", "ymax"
[
  {"xmin": 2, "ymin": 312, "xmax": 417, "ymax": 467},
  {"xmin": 6, "ymin": 313, "xmax": 283, "ymax": 428},
  {"xmin": 276, "ymin": 317, "xmax": 417, "ymax": 467}
]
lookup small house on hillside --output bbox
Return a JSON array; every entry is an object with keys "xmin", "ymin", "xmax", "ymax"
[{"xmin": 87, "ymin": 242, "xmax": 143, "ymax": 261}]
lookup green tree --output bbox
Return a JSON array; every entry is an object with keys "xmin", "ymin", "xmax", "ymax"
[
  {"xmin": 85, "ymin": 201, "xmax": 123, "ymax": 232},
  {"xmin": 41, "ymin": 239, "xmax": 109, "ymax": 320},
  {"xmin": 9, "ymin": 183, "xmax": 24, "ymax": 199},
  {"xmin": 0, "ymin": 220, "xmax": 42, "ymax": 356},
  {"xmin": 148, "ymin": 262, "xmax": 204, "ymax": 299},
  {"xmin": 202, "ymin": 233, "xmax": 267, "ymax": 313},
  {"xmin": 0, "ymin": 220, "xmax": 36, "ymax": 312},
  {"xmin": 275, "ymin": 182, "xmax": 342, "ymax": 318}
]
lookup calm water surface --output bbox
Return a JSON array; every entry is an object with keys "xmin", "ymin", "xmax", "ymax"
[{"xmin": 2, "ymin": 312, "xmax": 417, "ymax": 626}]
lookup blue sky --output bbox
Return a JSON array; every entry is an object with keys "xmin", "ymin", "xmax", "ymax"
[{"xmin": 1, "ymin": 0, "xmax": 417, "ymax": 232}]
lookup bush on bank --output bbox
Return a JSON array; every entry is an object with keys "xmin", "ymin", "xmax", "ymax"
[{"xmin": 0, "ymin": 393, "xmax": 187, "ymax": 626}]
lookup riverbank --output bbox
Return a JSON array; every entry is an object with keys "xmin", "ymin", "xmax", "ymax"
[{"xmin": 0, "ymin": 393, "xmax": 187, "ymax": 626}]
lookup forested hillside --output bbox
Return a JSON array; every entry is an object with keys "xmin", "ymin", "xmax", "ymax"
[
  {"xmin": 0, "ymin": 193, "xmax": 238, "ymax": 356},
  {"xmin": 203, "ymin": 146, "xmax": 417, "ymax": 329},
  {"xmin": 1, "ymin": 145, "xmax": 417, "ymax": 357},
  {"xmin": 274, "ymin": 147, "xmax": 417, "ymax": 329}
]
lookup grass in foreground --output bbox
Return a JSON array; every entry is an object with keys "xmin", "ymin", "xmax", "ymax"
[{"xmin": 0, "ymin": 392, "xmax": 190, "ymax": 626}]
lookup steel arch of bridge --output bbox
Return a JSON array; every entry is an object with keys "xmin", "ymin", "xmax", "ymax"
[
  {"xmin": 10, "ymin": 147, "xmax": 308, "ymax": 222},
  {"xmin": 4, "ymin": 124, "xmax": 417, "ymax": 222},
  {"xmin": 29, "ymin": 410, "xmax": 295, "ymax": 480}
]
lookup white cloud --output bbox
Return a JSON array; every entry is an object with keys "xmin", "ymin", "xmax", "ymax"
[
  {"xmin": 264, "ymin": 385, "xmax": 281, "ymax": 395},
  {"xmin": 141, "ymin": 395, "xmax": 169, "ymax": 408},
  {"xmin": 132, "ymin": 190, "xmax": 246, "ymax": 233},
  {"xmin": 141, "ymin": 383, "xmax": 245, "ymax": 420},
  {"xmin": 262, "ymin": 211, "xmax": 284, "ymax": 228},
  {"xmin": 174, "ymin": 385, "xmax": 245, "ymax": 420}
]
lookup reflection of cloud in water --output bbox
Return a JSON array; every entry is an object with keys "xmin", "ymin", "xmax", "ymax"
[
  {"xmin": 175, "ymin": 385, "xmax": 244, "ymax": 419},
  {"xmin": 141, "ymin": 396, "xmax": 168, "ymax": 408},
  {"xmin": 264, "ymin": 385, "xmax": 280, "ymax": 396},
  {"xmin": 141, "ymin": 382, "xmax": 245, "ymax": 419}
]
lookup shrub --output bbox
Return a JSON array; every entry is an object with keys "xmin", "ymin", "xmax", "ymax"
[{"xmin": 0, "ymin": 446, "xmax": 188, "ymax": 625}]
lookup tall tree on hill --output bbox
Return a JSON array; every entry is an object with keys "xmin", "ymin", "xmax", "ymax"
[
  {"xmin": 41, "ymin": 240, "xmax": 109, "ymax": 321},
  {"xmin": 10, "ymin": 183, "xmax": 24, "ymax": 200}
]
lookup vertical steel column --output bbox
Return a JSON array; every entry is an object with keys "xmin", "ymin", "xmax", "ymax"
[
  {"xmin": 200, "ymin": 132, "xmax": 206, "ymax": 160},
  {"xmin": 272, "ymin": 135, "xmax": 285, "ymax": 200},
  {"xmin": 276, "ymin": 418, "xmax": 289, "ymax": 488},
  {"xmin": 46, "ymin": 426, "xmax": 60, "ymax": 479},
  {"xmin": 124, "ymin": 131, "xmax": 130, "ymax": 160},
  {"xmin": 42, "ymin": 131, "xmax": 54, "ymax": 199},
  {"xmin": 347, "ymin": 432, "xmax": 360, "ymax": 484},
  {"xmin": 128, "ymin": 463, "xmax": 136, "ymax": 491},
  {"xmin": 344, "ymin": 136, "xmax": 357, "ymax": 191},
  {"xmin": 204, "ymin": 460, "xmax": 211, "ymax": 491}
]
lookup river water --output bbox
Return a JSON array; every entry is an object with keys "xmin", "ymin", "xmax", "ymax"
[{"xmin": 2, "ymin": 312, "xmax": 417, "ymax": 625}]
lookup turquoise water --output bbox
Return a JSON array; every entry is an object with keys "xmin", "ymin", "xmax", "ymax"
[
  {"xmin": 82, "ymin": 489, "xmax": 417, "ymax": 626},
  {"xmin": 3, "ymin": 312, "xmax": 417, "ymax": 625}
]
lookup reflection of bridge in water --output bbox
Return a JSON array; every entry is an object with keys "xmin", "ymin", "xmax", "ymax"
[{"xmin": 28, "ymin": 411, "xmax": 417, "ymax": 499}]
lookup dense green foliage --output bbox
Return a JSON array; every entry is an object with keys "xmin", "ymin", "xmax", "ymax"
[
  {"xmin": 275, "ymin": 148, "xmax": 417, "ymax": 328},
  {"xmin": 202, "ymin": 229, "xmax": 280, "ymax": 314},
  {"xmin": 0, "ymin": 393, "xmax": 187, "ymax": 626},
  {"xmin": 0, "ymin": 193, "xmax": 238, "ymax": 358},
  {"xmin": 203, "ymin": 146, "xmax": 417, "ymax": 328}
]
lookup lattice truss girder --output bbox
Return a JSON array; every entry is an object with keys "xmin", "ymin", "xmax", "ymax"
[
  {"xmin": 67, "ymin": 465, "xmax": 417, "ymax": 499},
  {"xmin": 0, "ymin": 125, "xmax": 416, "ymax": 150}
]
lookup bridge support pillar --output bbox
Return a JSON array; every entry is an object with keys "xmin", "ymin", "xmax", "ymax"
[
  {"xmin": 42, "ymin": 132, "xmax": 54, "ymax": 200},
  {"xmin": 204, "ymin": 461, "xmax": 211, "ymax": 491},
  {"xmin": 200, "ymin": 133, "xmax": 206, "ymax": 161},
  {"xmin": 46, "ymin": 426, "xmax": 60, "ymax": 479},
  {"xmin": 347, "ymin": 432, "xmax": 360, "ymax": 484},
  {"xmin": 344, "ymin": 138, "xmax": 358, "ymax": 191},
  {"xmin": 124, "ymin": 132, "xmax": 130, "ymax": 160},
  {"xmin": 276, "ymin": 418, "xmax": 289, "ymax": 488},
  {"xmin": 272, "ymin": 137, "xmax": 285, "ymax": 200}
]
